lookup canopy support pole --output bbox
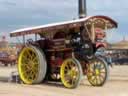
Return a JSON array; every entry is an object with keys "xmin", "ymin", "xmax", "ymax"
[
  {"xmin": 105, "ymin": 22, "xmax": 108, "ymax": 42},
  {"xmin": 91, "ymin": 23, "xmax": 95, "ymax": 43},
  {"xmin": 35, "ymin": 34, "xmax": 37, "ymax": 41},
  {"xmin": 23, "ymin": 35, "xmax": 25, "ymax": 44}
]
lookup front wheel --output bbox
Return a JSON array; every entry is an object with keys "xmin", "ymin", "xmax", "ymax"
[
  {"xmin": 86, "ymin": 57, "xmax": 108, "ymax": 86},
  {"xmin": 60, "ymin": 58, "xmax": 82, "ymax": 88}
]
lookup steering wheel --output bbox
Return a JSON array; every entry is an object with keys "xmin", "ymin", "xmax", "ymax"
[{"xmin": 81, "ymin": 41, "xmax": 94, "ymax": 59}]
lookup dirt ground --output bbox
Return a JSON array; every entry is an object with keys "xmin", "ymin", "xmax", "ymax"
[{"xmin": 0, "ymin": 65, "xmax": 128, "ymax": 96}]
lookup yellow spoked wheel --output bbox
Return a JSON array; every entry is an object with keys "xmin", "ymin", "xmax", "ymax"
[
  {"xmin": 87, "ymin": 57, "xmax": 108, "ymax": 86},
  {"xmin": 18, "ymin": 45, "xmax": 47, "ymax": 84},
  {"xmin": 60, "ymin": 58, "xmax": 82, "ymax": 88}
]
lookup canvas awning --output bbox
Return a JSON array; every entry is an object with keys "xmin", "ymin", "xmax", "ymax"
[{"xmin": 10, "ymin": 15, "xmax": 117, "ymax": 38}]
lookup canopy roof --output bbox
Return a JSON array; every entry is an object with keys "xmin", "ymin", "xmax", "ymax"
[{"xmin": 10, "ymin": 15, "xmax": 117, "ymax": 37}]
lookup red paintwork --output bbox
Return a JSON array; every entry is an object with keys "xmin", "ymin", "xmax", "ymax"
[
  {"xmin": 95, "ymin": 28, "xmax": 107, "ymax": 49},
  {"xmin": 96, "ymin": 42, "xmax": 107, "ymax": 48},
  {"xmin": 95, "ymin": 28, "xmax": 105, "ymax": 39}
]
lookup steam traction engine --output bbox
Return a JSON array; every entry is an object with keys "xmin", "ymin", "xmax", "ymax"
[{"xmin": 10, "ymin": 0, "xmax": 117, "ymax": 88}]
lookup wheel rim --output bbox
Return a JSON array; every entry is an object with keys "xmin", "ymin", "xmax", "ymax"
[
  {"xmin": 87, "ymin": 58, "xmax": 107, "ymax": 86},
  {"xmin": 61, "ymin": 59, "xmax": 80, "ymax": 88},
  {"xmin": 18, "ymin": 47, "xmax": 39, "ymax": 84}
]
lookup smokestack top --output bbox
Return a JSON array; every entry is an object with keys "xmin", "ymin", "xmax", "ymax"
[{"xmin": 79, "ymin": 0, "xmax": 87, "ymax": 18}]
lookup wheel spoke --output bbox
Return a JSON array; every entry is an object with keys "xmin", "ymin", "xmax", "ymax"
[
  {"xmin": 32, "ymin": 57, "xmax": 38, "ymax": 63},
  {"xmin": 98, "ymin": 75, "xmax": 103, "ymax": 84},
  {"xmin": 31, "ymin": 52, "xmax": 36, "ymax": 60},
  {"xmin": 100, "ymin": 71, "xmax": 106, "ymax": 74},
  {"xmin": 95, "ymin": 76, "xmax": 99, "ymax": 85},
  {"xmin": 91, "ymin": 76, "xmax": 96, "ymax": 83},
  {"xmin": 67, "ymin": 62, "xmax": 72, "ymax": 69},
  {"xmin": 22, "ymin": 55, "xmax": 28, "ymax": 62},
  {"xmin": 99, "ymin": 63, "xmax": 105, "ymax": 69},
  {"xmin": 71, "ymin": 78, "xmax": 76, "ymax": 85},
  {"xmin": 25, "ymin": 50, "xmax": 31, "ymax": 58}
]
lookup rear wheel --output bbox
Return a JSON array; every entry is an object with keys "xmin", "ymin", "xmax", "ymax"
[
  {"xmin": 60, "ymin": 58, "xmax": 82, "ymax": 88},
  {"xmin": 87, "ymin": 57, "xmax": 108, "ymax": 86},
  {"xmin": 18, "ymin": 45, "xmax": 47, "ymax": 84}
]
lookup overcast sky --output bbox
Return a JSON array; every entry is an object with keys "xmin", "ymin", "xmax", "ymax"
[{"xmin": 0, "ymin": 0, "xmax": 127, "ymax": 42}]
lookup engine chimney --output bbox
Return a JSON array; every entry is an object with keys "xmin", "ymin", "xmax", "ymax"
[{"xmin": 78, "ymin": 0, "xmax": 87, "ymax": 18}]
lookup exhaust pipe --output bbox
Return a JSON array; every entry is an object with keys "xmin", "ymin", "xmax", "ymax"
[{"xmin": 78, "ymin": 0, "xmax": 87, "ymax": 18}]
